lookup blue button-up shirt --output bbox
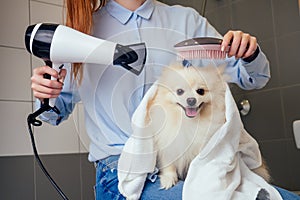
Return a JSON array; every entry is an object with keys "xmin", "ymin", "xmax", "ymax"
[{"xmin": 39, "ymin": 0, "xmax": 270, "ymax": 161}]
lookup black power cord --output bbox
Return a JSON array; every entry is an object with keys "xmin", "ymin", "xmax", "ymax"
[
  {"xmin": 201, "ymin": 0, "xmax": 207, "ymax": 17},
  {"xmin": 27, "ymin": 103, "xmax": 69, "ymax": 200}
]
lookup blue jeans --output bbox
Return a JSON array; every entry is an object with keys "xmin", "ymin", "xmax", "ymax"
[{"xmin": 94, "ymin": 155, "xmax": 300, "ymax": 200}]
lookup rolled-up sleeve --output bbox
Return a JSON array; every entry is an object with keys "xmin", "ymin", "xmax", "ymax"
[{"xmin": 225, "ymin": 48, "xmax": 270, "ymax": 90}]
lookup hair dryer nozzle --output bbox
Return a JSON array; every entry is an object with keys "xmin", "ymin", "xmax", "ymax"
[{"xmin": 113, "ymin": 43, "xmax": 147, "ymax": 75}]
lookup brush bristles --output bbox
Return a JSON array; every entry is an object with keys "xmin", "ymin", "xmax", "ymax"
[
  {"xmin": 177, "ymin": 49, "xmax": 227, "ymax": 60},
  {"xmin": 174, "ymin": 44, "xmax": 229, "ymax": 60}
]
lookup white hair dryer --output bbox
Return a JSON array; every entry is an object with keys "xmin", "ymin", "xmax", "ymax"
[{"xmin": 25, "ymin": 23, "xmax": 147, "ymax": 108}]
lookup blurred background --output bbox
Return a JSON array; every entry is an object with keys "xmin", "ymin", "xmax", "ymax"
[{"xmin": 0, "ymin": 0, "xmax": 299, "ymax": 199}]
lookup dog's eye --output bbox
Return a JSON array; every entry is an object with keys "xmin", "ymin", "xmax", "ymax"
[
  {"xmin": 177, "ymin": 89, "xmax": 184, "ymax": 96},
  {"xmin": 196, "ymin": 88, "xmax": 205, "ymax": 95}
]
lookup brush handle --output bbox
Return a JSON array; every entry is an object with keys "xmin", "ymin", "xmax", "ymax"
[
  {"xmin": 174, "ymin": 37, "xmax": 223, "ymax": 48},
  {"xmin": 174, "ymin": 37, "xmax": 230, "ymax": 60}
]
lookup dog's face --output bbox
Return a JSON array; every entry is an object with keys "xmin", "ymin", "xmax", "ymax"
[
  {"xmin": 174, "ymin": 78, "xmax": 208, "ymax": 118},
  {"xmin": 157, "ymin": 64, "xmax": 226, "ymax": 118}
]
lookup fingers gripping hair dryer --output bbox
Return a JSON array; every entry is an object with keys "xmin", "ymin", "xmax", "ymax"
[{"xmin": 25, "ymin": 23, "xmax": 147, "ymax": 108}]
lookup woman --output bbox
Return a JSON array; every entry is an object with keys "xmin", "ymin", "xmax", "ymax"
[{"xmin": 31, "ymin": 0, "xmax": 299, "ymax": 199}]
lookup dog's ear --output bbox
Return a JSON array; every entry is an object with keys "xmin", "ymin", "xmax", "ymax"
[
  {"xmin": 216, "ymin": 64, "xmax": 226, "ymax": 74},
  {"xmin": 216, "ymin": 64, "xmax": 231, "ymax": 83}
]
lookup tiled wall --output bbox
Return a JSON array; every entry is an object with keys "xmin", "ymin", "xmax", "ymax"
[
  {"xmin": 0, "ymin": 0, "xmax": 94, "ymax": 199},
  {"xmin": 162, "ymin": 0, "xmax": 300, "ymax": 192},
  {"xmin": 1, "ymin": 0, "xmax": 300, "ymax": 199}
]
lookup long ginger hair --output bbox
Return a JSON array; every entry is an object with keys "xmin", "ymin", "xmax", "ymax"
[{"xmin": 64, "ymin": 0, "xmax": 106, "ymax": 83}]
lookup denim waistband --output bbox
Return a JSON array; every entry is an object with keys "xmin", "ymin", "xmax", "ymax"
[
  {"xmin": 96, "ymin": 154, "xmax": 159, "ymax": 183},
  {"xmin": 95, "ymin": 155, "xmax": 120, "ymax": 170}
]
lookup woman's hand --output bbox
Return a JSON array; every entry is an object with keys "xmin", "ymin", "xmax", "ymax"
[
  {"xmin": 31, "ymin": 66, "xmax": 67, "ymax": 101},
  {"xmin": 221, "ymin": 30, "xmax": 258, "ymax": 59}
]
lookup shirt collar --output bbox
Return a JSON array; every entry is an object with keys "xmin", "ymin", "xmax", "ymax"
[{"xmin": 105, "ymin": 0, "xmax": 155, "ymax": 24}]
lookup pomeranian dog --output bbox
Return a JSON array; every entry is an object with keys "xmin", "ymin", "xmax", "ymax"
[{"xmin": 144, "ymin": 63, "xmax": 270, "ymax": 189}]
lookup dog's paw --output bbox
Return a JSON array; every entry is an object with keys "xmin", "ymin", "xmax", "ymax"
[{"xmin": 159, "ymin": 173, "xmax": 178, "ymax": 190}]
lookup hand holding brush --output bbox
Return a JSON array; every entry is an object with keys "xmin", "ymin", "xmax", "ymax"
[
  {"xmin": 221, "ymin": 30, "xmax": 258, "ymax": 60},
  {"xmin": 175, "ymin": 30, "xmax": 259, "ymax": 61}
]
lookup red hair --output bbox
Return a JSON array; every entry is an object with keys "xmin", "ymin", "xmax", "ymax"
[{"xmin": 64, "ymin": 0, "xmax": 106, "ymax": 83}]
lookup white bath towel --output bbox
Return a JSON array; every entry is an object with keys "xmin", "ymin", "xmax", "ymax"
[
  {"xmin": 182, "ymin": 85, "xmax": 282, "ymax": 200},
  {"xmin": 118, "ymin": 82, "xmax": 158, "ymax": 200},
  {"xmin": 118, "ymin": 82, "xmax": 282, "ymax": 200}
]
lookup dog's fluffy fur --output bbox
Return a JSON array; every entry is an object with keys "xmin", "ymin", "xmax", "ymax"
[{"xmin": 144, "ymin": 63, "xmax": 270, "ymax": 189}]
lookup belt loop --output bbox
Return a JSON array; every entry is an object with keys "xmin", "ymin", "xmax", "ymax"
[{"xmin": 94, "ymin": 160, "xmax": 99, "ymax": 168}]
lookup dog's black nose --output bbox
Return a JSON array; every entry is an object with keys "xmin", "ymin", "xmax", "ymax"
[{"xmin": 187, "ymin": 97, "xmax": 196, "ymax": 106}]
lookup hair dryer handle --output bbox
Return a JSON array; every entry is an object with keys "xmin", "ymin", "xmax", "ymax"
[{"xmin": 43, "ymin": 61, "xmax": 64, "ymax": 109}]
